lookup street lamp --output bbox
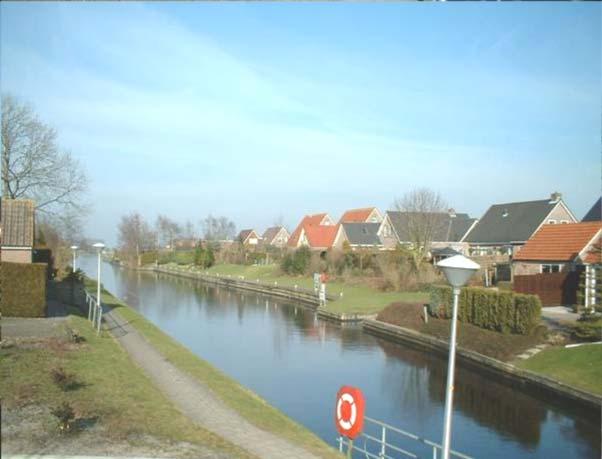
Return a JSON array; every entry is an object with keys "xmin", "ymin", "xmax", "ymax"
[
  {"xmin": 92, "ymin": 242, "xmax": 105, "ymax": 333},
  {"xmin": 70, "ymin": 245, "xmax": 79, "ymax": 271},
  {"xmin": 436, "ymin": 254, "xmax": 480, "ymax": 459}
]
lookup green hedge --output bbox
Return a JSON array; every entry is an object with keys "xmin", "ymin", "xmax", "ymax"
[
  {"xmin": 1, "ymin": 262, "xmax": 47, "ymax": 317},
  {"xmin": 429, "ymin": 285, "xmax": 541, "ymax": 335}
]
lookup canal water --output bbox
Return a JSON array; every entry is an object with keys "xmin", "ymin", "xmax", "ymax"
[{"xmin": 79, "ymin": 256, "xmax": 600, "ymax": 459}]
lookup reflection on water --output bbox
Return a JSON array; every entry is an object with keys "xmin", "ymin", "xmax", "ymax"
[{"xmin": 83, "ymin": 258, "xmax": 600, "ymax": 459}]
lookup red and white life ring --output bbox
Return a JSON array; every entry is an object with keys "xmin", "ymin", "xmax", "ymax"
[{"xmin": 334, "ymin": 386, "xmax": 365, "ymax": 439}]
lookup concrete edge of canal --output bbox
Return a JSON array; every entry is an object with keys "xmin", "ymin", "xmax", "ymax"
[{"xmin": 362, "ymin": 319, "xmax": 602, "ymax": 415}]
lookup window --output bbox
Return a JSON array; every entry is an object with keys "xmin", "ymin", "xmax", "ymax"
[
  {"xmin": 548, "ymin": 219, "xmax": 557, "ymax": 224},
  {"xmin": 542, "ymin": 264, "xmax": 561, "ymax": 273},
  {"xmin": 560, "ymin": 220, "xmax": 569, "ymax": 224},
  {"xmin": 383, "ymin": 224, "xmax": 390, "ymax": 237}
]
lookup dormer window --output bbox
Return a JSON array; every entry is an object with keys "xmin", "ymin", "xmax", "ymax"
[
  {"xmin": 548, "ymin": 219, "xmax": 557, "ymax": 224},
  {"xmin": 502, "ymin": 209, "xmax": 509, "ymax": 218}
]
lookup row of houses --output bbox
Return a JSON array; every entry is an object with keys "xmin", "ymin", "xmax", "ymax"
[{"xmin": 238, "ymin": 193, "xmax": 600, "ymax": 261}]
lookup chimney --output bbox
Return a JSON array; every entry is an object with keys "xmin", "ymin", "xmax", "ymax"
[
  {"xmin": 448, "ymin": 208, "xmax": 456, "ymax": 218},
  {"xmin": 550, "ymin": 192, "xmax": 562, "ymax": 203}
]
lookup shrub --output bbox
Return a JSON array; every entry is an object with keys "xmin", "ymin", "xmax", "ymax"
[
  {"xmin": 513, "ymin": 294, "xmax": 542, "ymax": 335},
  {"xmin": 572, "ymin": 316, "xmax": 602, "ymax": 342},
  {"xmin": 51, "ymin": 367, "xmax": 80, "ymax": 391},
  {"xmin": 194, "ymin": 246, "xmax": 215, "ymax": 268},
  {"xmin": 51, "ymin": 402, "xmax": 76, "ymax": 433},
  {"xmin": 281, "ymin": 247, "xmax": 312, "ymax": 275},
  {"xmin": 428, "ymin": 285, "xmax": 541, "ymax": 335},
  {"xmin": 0, "ymin": 262, "xmax": 47, "ymax": 317}
]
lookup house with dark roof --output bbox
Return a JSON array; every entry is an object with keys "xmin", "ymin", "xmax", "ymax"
[
  {"xmin": 0, "ymin": 199, "xmax": 35, "ymax": 263},
  {"xmin": 377, "ymin": 209, "xmax": 477, "ymax": 254},
  {"xmin": 513, "ymin": 222, "xmax": 602, "ymax": 275},
  {"xmin": 262, "ymin": 226, "xmax": 289, "ymax": 248},
  {"xmin": 339, "ymin": 207, "xmax": 383, "ymax": 224},
  {"xmin": 340, "ymin": 223, "xmax": 383, "ymax": 250},
  {"xmin": 464, "ymin": 192, "xmax": 577, "ymax": 255},
  {"xmin": 237, "ymin": 229, "xmax": 260, "ymax": 246},
  {"xmin": 582, "ymin": 197, "xmax": 601, "ymax": 222}
]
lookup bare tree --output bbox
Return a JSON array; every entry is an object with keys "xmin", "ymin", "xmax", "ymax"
[
  {"xmin": 118, "ymin": 212, "xmax": 156, "ymax": 266},
  {"xmin": 155, "ymin": 215, "xmax": 182, "ymax": 250},
  {"xmin": 1, "ymin": 94, "xmax": 88, "ymax": 226},
  {"xmin": 201, "ymin": 214, "xmax": 236, "ymax": 241},
  {"xmin": 393, "ymin": 188, "xmax": 448, "ymax": 271}
]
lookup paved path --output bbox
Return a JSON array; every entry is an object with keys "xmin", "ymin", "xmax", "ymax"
[
  {"xmin": 102, "ymin": 307, "xmax": 319, "ymax": 459},
  {"xmin": 2, "ymin": 299, "xmax": 68, "ymax": 339},
  {"xmin": 541, "ymin": 306, "xmax": 580, "ymax": 331}
]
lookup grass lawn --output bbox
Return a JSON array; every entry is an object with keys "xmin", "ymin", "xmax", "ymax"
[
  {"xmin": 0, "ymin": 311, "xmax": 252, "ymax": 458},
  {"xmin": 181, "ymin": 263, "xmax": 429, "ymax": 315},
  {"xmin": 376, "ymin": 302, "xmax": 548, "ymax": 362},
  {"xmin": 85, "ymin": 278, "xmax": 341, "ymax": 459},
  {"xmin": 516, "ymin": 344, "xmax": 602, "ymax": 396}
]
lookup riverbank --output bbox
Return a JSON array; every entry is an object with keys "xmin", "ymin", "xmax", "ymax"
[
  {"xmin": 376, "ymin": 302, "xmax": 549, "ymax": 361},
  {"xmin": 151, "ymin": 262, "xmax": 428, "ymax": 317},
  {"xmin": 84, "ymin": 278, "xmax": 341, "ymax": 459},
  {"xmin": 516, "ymin": 344, "xmax": 602, "ymax": 396},
  {"xmin": 0, "ymin": 303, "xmax": 251, "ymax": 458},
  {"xmin": 363, "ymin": 319, "xmax": 602, "ymax": 414}
]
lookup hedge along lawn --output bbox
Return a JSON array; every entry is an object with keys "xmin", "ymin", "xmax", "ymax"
[
  {"xmin": 0, "ymin": 311, "xmax": 254, "ymax": 458},
  {"xmin": 516, "ymin": 344, "xmax": 602, "ymax": 396},
  {"xmin": 188, "ymin": 263, "xmax": 429, "ymax": 315},
  {"xmin": 0, "ymin": 261, "xmax": 47, "ymax": 317},
  {"xmin": 84, "ymin": 278, "xmax": 341, "ymax": 459}
]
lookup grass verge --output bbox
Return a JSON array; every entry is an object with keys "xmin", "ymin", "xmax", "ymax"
[
  {"xmin": 85, "ymin": 278, "xmax": 341, "ymax": 459},
  {"xmin": 0, "ymin": 311, "xmax": 253, "ymax": 458},
  {"xmin": 376, "ymin": 302, "xmax": 548, "ymax": 361},
  {"xmin": 516, "ymin": 345, "xmax": 602, "ymax": 396},
  {"xmin": 168, "ymin": 263, "xmax": 428, "ymax": 315}
]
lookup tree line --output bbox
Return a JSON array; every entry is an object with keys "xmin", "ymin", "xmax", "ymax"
[{"xmin": 117, "ymin": 213, "xmax": 237, "ymax": 266}]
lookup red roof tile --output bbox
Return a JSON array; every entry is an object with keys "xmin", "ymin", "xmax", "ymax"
[
  {"xmin": 288, "ymin": 213, "xmax": 331, "ymax": 247},
  {"xmin": 339, "ymin": 208, "xmax": 377, "ymax": 223},
  {"xmin": 513, "ymin": 222, "xmax": 602, "ymax": 262},
  {"xmin": 304, "ymin": 224, "xmax": 340, "ymax": 248},
  {"xmin": 583, "ymin": 241, "xmax": 602, "ymax": 264}
]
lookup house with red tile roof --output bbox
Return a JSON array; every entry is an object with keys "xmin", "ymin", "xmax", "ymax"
[
  {"xmin": 513, "ymin": 222, "xmax": 602, "ymax": 276},
  {"xmin": 288, "ymin": 213, "xmax": 344, "ymax": 251},
  {"xmin": 339, "ymin": 207, "xmax": 383, "ymax": 224}
]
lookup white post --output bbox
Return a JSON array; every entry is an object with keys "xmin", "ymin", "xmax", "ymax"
[
  {"xmin": 441, "ymin": 287, "xmax": 460, "ymax": 459},
  {"xmin": 380, "ymin": 425, "xmax": 386, "ymax": 459},
  {"xmin": 592, "ymin": 266, "xmax": 597, "ymax": 306},
  {"xmin": 97, "ymin": 250, "xmax": 102, "ymax": 314},
  {"xmin": 584, "ymin": 266, "xmax": 590, "ymax": 311}
]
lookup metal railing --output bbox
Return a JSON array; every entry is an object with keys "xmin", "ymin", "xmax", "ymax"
[
  {"xmin": 85, "ymin": 290, "xmax": 103, "ymax": 335},
  {"xmin": 337, "ymin": 416, "xmax": 473, "ymax": 459}
]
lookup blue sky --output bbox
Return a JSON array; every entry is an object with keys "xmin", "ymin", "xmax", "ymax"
[{"xmin": 1, "ymin": 2, "xmax": 600, "ymax": 244}]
